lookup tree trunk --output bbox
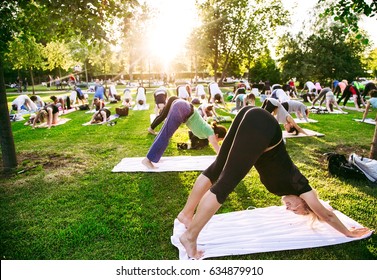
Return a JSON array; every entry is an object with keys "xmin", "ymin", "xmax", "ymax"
[
  {"xmin": 369, "ymin": 113, "xmax": 377, "ymax": 159},
  {"xmin": 0, "ymin": 55, "xmax": 17, "ymax": 173}
]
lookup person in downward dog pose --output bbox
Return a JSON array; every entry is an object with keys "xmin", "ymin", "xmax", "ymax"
[
  {"xmin": 142, "ymin": 99, "xmax": 227, "ymax": 169},
  {"xmin": 177, "ymin": 106, "xmax": 371, "ymax": 259}
]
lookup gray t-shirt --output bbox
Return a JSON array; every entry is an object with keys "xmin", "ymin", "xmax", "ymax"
[{"xmin": 266, "ymin": 98, "xmax": 290, "ymax": 124}]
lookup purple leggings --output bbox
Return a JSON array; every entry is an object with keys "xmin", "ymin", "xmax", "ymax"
[{"xmin": 146, "ymin": 99, "xmax": 192, "ymax": 163}]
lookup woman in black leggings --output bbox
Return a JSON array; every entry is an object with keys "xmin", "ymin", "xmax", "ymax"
[
  {"xmin": 148, "ymin": 96, "xmax": 179, "ymax": 135},
  {"xmin": 177, "ymin": 106, "xmax": 371, "ymax": 259}
]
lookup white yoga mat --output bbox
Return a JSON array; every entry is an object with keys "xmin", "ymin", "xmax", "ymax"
[
  {"xmin": 59, "ymin": 108, "xmax": 76, "ymax": 115},
  {"xmin": 82, "ymin": 115, "xmax": 119, "ymax": 126},
  {"xmin": 354, "ymin": 118, "xmax": 376, "ymax": 125},
  {"xmin": 283, "ymin": 128, "xmax": 324, "ymax": 138},
  {"xmin": 171, "ymin": 203, "xmax": 372, "ymax": 260},
  {"xmin": 133, "ymin": 104, "xmax": 150, "ymax": 111},
  {"xmin": 112, "ymin": 155, "xmax": 216, "ymax": 172},
  {"xmin": 343, "ymin": 106, "xmax": 364, "ymax": 112},
  {"xmin": 32, "ymin": 118, "xmax": 71, "ymax": 128},
  {"xmin": 293, "ymin": 118, "xmax": 318, "ymax": 123}
]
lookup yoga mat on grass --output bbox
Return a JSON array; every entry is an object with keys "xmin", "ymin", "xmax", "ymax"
[
  {"xmin": 133, "ymin": 103, "xmax": 150, "ymax": 110},
  {"xmin": 82, "ymin": 114, "xmax": 119, "ymax": 126},
  {"xmin": 171, "ymin": 202, "xmax": 372, "ymax": 260},
  {"xmin": 112, "ymin": 155, "xmax": 216, "ymax": 172},
  {"xmin": 283, "ymin": 128, "xmax": 324, "ymax": 138},
  {"xmin": 354, "ymin": 118, "xmax": 376, "ymax": 125},
  {"xmin": 293, "ymin": 118, "xmax": 318, "ymax": 123},
  {"xmin": 33, "ymin": 118, "xmax": 71, "ymax": 128},
  {"xmin": 59, "ymin": 108, "xmax": 77, "ymax": 115}
]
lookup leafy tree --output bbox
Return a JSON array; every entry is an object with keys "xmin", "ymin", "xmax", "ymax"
[
  {"xmin": 5, "ymin": 33, "xmax": 45, "ymax": 94},
  {"xmin": 0, "ymin": 0, "xmax": 137, "ymax": 172},
  {"xmin": 319, "ymin": 0, "xmax": 377, "ymax": 44},
  {"xmin": 364, "ymin": 48, "xmax": 377, "ymax": 78},
  {"xmin": 42, "ymin": 40, "xmax": 77, "ymax": 79},
  {"xmin": 248, "ymin": 50, "xmax": 281, "ymax": 83},
  {"xmin": 196, "ymin": 0, "xmax": 288, "ymax": 83},
  {"xmin": 276, "ymin": 32, "xmax": 307, "ymax": 84},
  {"xmin": 277, "ymin": 23, "xmax": 368, "ymax": 86}
]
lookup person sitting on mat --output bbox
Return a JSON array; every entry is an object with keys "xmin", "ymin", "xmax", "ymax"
[
  {"xmin": 32, "ymin": 103, "xmax": 60, "ymax": 129},
  {"xmin": 177, "ymin": 106, "xmax": 371, "ymax": 259},
  {"xmin": 261, "ymin": 98, "xmax": 307, "ymax": 135},
  {"xmin": 142, "ymin": 99, "xmax": 227, "ymax": 169}
]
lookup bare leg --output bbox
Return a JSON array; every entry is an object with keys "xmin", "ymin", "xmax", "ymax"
[
  {"xmin": 179, "ymin": 191, "xmax": 221, "ymax": 259},
  {"xmin": 353, "ymin": 96, "xmax": 360, "ymax": 110},
  {"xmin": 142, "ymin": 157, "xmax": 157, "ymax": 169},
  {"xmin": 148, "ymin": 127, "xmax": 157, "ymax": 135},
  {"xmin": 177, "ymin": 174, "xmax": 212, "ymax": 228},
  {"xmin": 333, "ymin": 101, "xmax": 344, "ymax": 113}
]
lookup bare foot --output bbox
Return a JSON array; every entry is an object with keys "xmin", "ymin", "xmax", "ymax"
[
  {"xmin": 148, "ymin": 127, "xmax": 157, "ymax": 135},
  {"xmin": 142, "ymin": 157, "xmax": 157, "ymax": 169},
  {"xmin": 177, "ymin": 212, "xmax": 193, "ymax": 228},
  {"xmin": 179, "ymin": 231, "xmax": 203, "ymax": 260}
]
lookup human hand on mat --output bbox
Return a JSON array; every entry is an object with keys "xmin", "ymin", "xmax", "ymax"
[{"xmin": 347, "ymin": 227, "xmax": 372, "ymax": 238}]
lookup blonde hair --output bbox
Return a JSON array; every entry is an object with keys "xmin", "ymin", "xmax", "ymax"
[{"xmin": 38, "ymin": 109, "xmax": 47, "ymax": 123}]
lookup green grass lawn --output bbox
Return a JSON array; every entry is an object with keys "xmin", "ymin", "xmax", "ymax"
[{"xmin": 1, "ymin": 86, "xmax": 376, "ymax": 260}]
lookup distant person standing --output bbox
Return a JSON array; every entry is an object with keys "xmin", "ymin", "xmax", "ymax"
[{"xmin": 23, "ymin": 77, "xmax": 28, "ymax": 92}]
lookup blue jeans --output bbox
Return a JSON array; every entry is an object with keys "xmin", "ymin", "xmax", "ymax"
[{"xmin": 146, "ymin": 100, "xmax": 192, "ymax": 163}]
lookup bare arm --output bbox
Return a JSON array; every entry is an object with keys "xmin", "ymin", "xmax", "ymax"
[
  {"xmin": 32, "ymin": 114, "xmax": 39, "ymax": 129},
  {"xmin": 208, "ymin": 134, "xmax": 220, "ymax": 154},
  {"xmin": 47, "ymin": 108, "xmax": 53, "ymax": 129},
  {"xmin": 300, "ymin": 190, "xmax": 371, "ymax": 238},
  {"xmin": 362, "ymin": 102, "xmax": 370, "ymax": 121},
  {"xmin": 286, "ymin": 115, "xmax": 307, "ymax": 135}
]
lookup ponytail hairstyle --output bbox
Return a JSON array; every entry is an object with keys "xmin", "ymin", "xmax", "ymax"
[{"xmin": 211, "ymin": 122, "xmax": 227, "ymax": 139}]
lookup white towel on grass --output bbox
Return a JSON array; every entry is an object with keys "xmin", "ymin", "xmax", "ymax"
[
  {"xmin": 283, "ymin": 128, "xmax": 324, "ymax": 138},
  {"xmin": 112, "ymin": 155, "xmax": 216, "ymax": 172},
  {"xmin": 171, "ymin": 203, "xmax": 372, "ymax": 260},
  {"xmin": 354, "ymin": 118, "xmax": 376, "ymax": 125}
]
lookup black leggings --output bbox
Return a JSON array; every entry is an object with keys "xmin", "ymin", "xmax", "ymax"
[
  {"xmin": 204, "ymin": 107, "xmax": 282, "ymax": 203},
  {"xmin": 150, "ymin": 96, "xmax": 178, "ymax": 130},
  {"xmin": 337, "ymin": 86, "xmax": 362, "ymax": 106}
]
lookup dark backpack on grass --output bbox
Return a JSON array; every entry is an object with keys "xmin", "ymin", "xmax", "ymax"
[{"xmin": 325, "ymin": 152, "xmax": 367, "ymax": 180}]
